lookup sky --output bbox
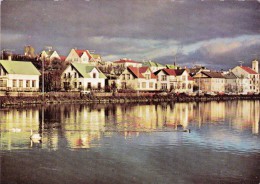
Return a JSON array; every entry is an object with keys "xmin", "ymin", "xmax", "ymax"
[{"xmin": 1, "ymin": 0, "xmax": 260, "ymax": 70}]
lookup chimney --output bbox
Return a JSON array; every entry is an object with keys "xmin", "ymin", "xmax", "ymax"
[
  {"xmin": 252, "ymin": 60, "xmax": 259, "ymax": 73},
  {"xmin": 8, "ymin": 55, "xmax": 12, "ymax": 61}
]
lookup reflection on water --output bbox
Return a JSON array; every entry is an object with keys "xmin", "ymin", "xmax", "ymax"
[{"xmin": 0, "ymin": 101, "xmax": 259, "ymax": 151}]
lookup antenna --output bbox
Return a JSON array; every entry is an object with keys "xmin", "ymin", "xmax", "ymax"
[{"xmin": 238, "ymin": 61, "xmax": 244, "ymax": 66}]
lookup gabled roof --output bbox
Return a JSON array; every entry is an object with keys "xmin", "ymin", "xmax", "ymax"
[
  {"xmin": 90, "ymin": 54, "xmax": 101, "ymax": 59},
  {"xmin": 156, "ymin": 68, "xmax": 186, "ymax": 76},
  {"xmin": 42, "ymin": 50, "xmax": 55, "ymax": 57},
  {"xmin": 114, "ymin": 59, "xmax": 141, "ymax": 64},
  {"xmin": 143, "ymin": 61, "xmax": 164, "ymax": 67},
  {"xmin": 201, "ymin": 71, "xmax": 225, "ymax": 78},
  {"xmin": 224, "ymin": 72, "xmax": 237, "ymax": 79},
  {"xmin": 163, "ymin": 69, "xmax": 177, "ymax": 76},
  {"xmin": 0, "ymin": 60, "xmax": 41, "ymax": 75},
  {"xmin": 71, "ymin": 63, "xmax": 106, "ymax": 78},
  {"xmin": 128, "ymin": 66, "xmax": 157, "ymax": 79},
  {"xmin": 165, "ymin": 64, "xmax": 179, "ymax": 69},
  {"xmin": 74, "ymin": 49, "xmax": 92, "ymax": 59},
  {"xmin": 240, "ymin": 66, "xmax": 258, "ymax": 74}
]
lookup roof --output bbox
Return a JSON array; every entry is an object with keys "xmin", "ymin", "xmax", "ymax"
[
  {"xmin": 59, "ymin": 56, "xmax": 67, "ymax": 61},
  {"xmin": 71, "ymin": 63, "xmax": 106, "ymax": 78},
  {"xmin": 90, "ymin": 54, "xmax": 101, "ymax": 59},
  {"xmin": 143, "ymin": 61, "xmax": 164, "ymax": 67},
  {"xmin": 165, "ymin": 64, "xmax": 179, "ymax": 69},
  {"xmin": 128, "ymin": 66, "xmax": 157, "ymax": 79},
  {"xmin": 163, "ymin": 69, "xmax": 177, "ymax": 76},
  {"xmin": 240, "ymin": 66, "xmax": 258, "ymax": 74},
  {"xmin": 114, "ymin": 59, "xmax": 141, "ymax": 64},
  {"xmin": 156, "ymin": 69, "xmax": 186, "ymax": 76},
  {"xmin": 74, "ymin": 49, "xmax": 92, "ymax": 59},
  {"xmin": 201, "ymin": 71, "xmax": 225, "ymax": 78},
  {"xmin": 0, "ymin": 60, "xmax": 41, "ymax": 75},
  {"xmin": 224, "ymin": 72, "xmax": 237, "ymax": 79}
]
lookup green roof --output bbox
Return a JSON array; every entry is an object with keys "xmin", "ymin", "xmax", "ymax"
[
  {"xmin": 90, "ymin": 54, "xmax": 101, "ymax": 59},
  {"xmin": 71, "ymin": 63, "xmax": 106, "ymax": 79},
  {"xmin": 143, "ymin": 61, "xmax": 164, "ymax": 67},
  {"xmin": 0, "ymin": 60, "xmax": 41, "ymax": 75},
  {"xmin": 166, "ymin": 64, "xmax": 179, "ymax": 69}
]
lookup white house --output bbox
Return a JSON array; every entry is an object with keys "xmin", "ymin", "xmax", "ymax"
[
  {"xmin": 114, "ymin": 66, "xmax": 157, "ymax": 91},
  {"xmin": 231, "ymin": 62, "xmax": 259, "ymax": 93},
  {"xmin": 0, "ymin": 60, "xmax": 41, "ymax": 91},
  {"xmin": 61, "ymin": 63, "xmax": 106, "ymax": 91},
  {"xmin": 193, "ymin": 71, "xmax": 225, "ymax": 93},
  {"xmin": 65, "ymin": 49, "xmax": 92, "ymax": 63},
  {"xmin": 224, "ymin": 72, "xmax": 250, "ymax": 94},
  {"xmin": 40, "ymin": 49, "xmax": 60, "ymax": 62},
  {"xmin": 154, "ymin": 69, "xmax": 193, "ymax": 93}
]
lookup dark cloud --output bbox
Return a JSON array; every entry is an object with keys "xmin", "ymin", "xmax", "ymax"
[{"xmin": 1, "ymin": 0, "xmax": 260, "ymax": 67}]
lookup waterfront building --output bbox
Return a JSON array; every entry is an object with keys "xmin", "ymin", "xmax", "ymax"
[
  {"xmin": 142, "ymin": 60, "xmax": 165, "ymax": 72},
  {"xmin": 115, "ymin": 66, "xmax": 157, "ymax": 91},
  {"xmin": 193, "ymin": 71, "xmax": 225, "ymax": 94},
  {"xmin": 224, "ymin": 72, "xmax": 250, "ymax": 94},
  {"xmin": 154, "ymin": 68, "xmax": 193, "ymax": 93},
  {"xmin": 0, "ymin": 60, "xmax": 41, "ymax": 92},
  {"xmin": 61, "ymin": 63, "xmax": 106, "ymax": 91},
  {"xmin": 40, "ymin": 47, "xmax": 61, "ymax": 62},
  {"xmin": 65, "ymin": 48, "xmax": 100, "ymax": 64},
  {"xmin": 231, "ymin": 60, "xmax": 259, "ymax": 93}
]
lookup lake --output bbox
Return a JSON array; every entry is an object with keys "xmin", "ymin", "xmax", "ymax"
[{"xmin": 1, "ymin": 100, "xmax": 260, "ymax": 184}]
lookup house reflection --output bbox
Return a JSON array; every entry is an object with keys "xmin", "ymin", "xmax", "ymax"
[{"xmin": 0, "ymin": 100, "xmax": 259, "ymax": 150}]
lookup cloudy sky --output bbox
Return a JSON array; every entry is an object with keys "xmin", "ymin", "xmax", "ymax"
[{"xmin": 1, "ymin": 0, "xmax": 260, "ymax": 70}]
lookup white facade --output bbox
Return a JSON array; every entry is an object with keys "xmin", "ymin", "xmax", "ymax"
[
  {"xmin": 65, "ymin": 49, "xmax": 90, "ymax": 63},
  {"xmin": 41, "ymin": 50, "xmax": 60, "ymax": 62},
  {"xmin": 117, "ymin": 67, "xmax": 157, "ymax": 91},
  {"xmin": 232, "ymin": 66, "xmax": 259, "ymax": 93},
  {"xmin": 0, "ymin": 63, "xmax": 40, "ymax": 92},
  {"xmin": 156, "ymin": 69, "xmax": 193, "ymax": 93},
  {"xmin": 61, "ymin": 64, "xmax": 106, "ymax": 91}
]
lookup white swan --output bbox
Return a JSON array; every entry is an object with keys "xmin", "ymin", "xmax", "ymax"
[{"xmin": 30, "ymin": 129, "xmax": 42, "ymax": 143}]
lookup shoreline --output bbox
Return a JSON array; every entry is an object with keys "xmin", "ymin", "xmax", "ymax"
[{"xmin": 0, "ymin": 94, "xmax": 260, "ymax": 107}]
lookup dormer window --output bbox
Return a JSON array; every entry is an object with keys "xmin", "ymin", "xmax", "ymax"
[{"xmin": 93, "ymin": 73, "xmax": 96, "ymax": 78}]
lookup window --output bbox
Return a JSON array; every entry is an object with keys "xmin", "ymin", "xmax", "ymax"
[
  {"xmin": 122, "ymin": 74, "xmax": 125, "ymax": 80},
  {"xmin": 87, "ymin": 82, "xmax": 91, "ymax": 89},
  {"xmin": 93, "ymin": 73, "xmax": 96, "ymax": 78},
  {"xmin": 19, "ymin": 80, "xmax": 23, "ymax": 87},
  {"xmin": 161, "ymin": 83, "xmax": 167, "ymax": 90},
  {"xmin": 145, "ymin": 74, "xmax": 150, "ymax": 80},
  {"xmin": 64, "ymin": 73, "xmax": 67, "ymax": 78},
  {"xmin": 182, "ymin": 76, "xmax": 186, "ymax": 81},
  {"xmin": 149, "ymin": 82, "xmax": 153, "ymax": 88},
  {"xmin": 26, "ymin": 80, "xmax": 30, "ymax": 88},
  {"xmin": 68, "ymin": 73, "xmax": 71, "ymax": 78},
  {"xmin": 142, "ymin": 82, "xmax": 146, "ymax": 88},
  {"xmin": 0, "ymin": 80, "xmax": 7, "ymax": 87},
  {"xmin": 182, "ymin": 83, "xmax": 186, "ymax": 89},
  {"xmin": 98, "ymin": 82, "xmax": 101, "ymax": 89},
  {"xmin": 13, "ymin": 80, "xmax": 17, "ymax": 87},
  {"xmin": 74, "ymin": 72, "xmax": 77, "ymax": 78},
  {"xmin": 127, "ymin": 74, "xmax": 130, "ymax": 80},
  {"xmin": 161, "ymin": 75, "xmax": 167, "ymax": 81},
  {"xmin": 74, "ymin": 82, "xmax": 77, "ymax": 88},
  {"xmin": 188, "ymin": 84, "xmax": 192, "ymax": 89},
  {"xmin": 32, "ymin": 80, "xmax": 36, "ymax": 87},
  {"xmin": 121, "ymin": 82, "xmax": 126, "ymax": 89},
  {"xmin": 79, "ymin": 82, "xmax": 82, "ymax": 86}
]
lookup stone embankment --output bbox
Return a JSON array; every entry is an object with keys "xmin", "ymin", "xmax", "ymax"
[{"xmin": 0, "ymin": 92, "xmax": 260, "ymax": 107}]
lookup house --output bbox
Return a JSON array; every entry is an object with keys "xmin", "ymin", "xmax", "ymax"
[
  {"xmin": 193, "ymin": 71, "xmax": 225, "ymax": 93},
  {"xmin": 61, "ymin": 63, "xmax": 106, "ymax": 91},
  {"xmin": 154, "ymin": 69, "xmax": 193, "ymax": 93},
  {"xmin": 142, "ymin": 60, "xmax": 165, "ymax": 72},
  {"xmin": 114, "ymin": 66, "xmax": 157, "ymax": 91},
  {"xmin": 65, "ymin": 49, "xmax": 91, "ymax": 63},
  {"xmin": 40, "ymin": 48, "xmax": 61, "ymax": 62},
  {"xmin": 224, "ymin": 72, "xmax": 250, "ymax": 94},
  {"xmin": 0, "ymin": 60, "xmax": 41, "ymax": 91},
  {"xmin": 113, "ymin": 58, "xmax": 142, "ymax": 68},
  {"xmin": 231, "ymin": 61, "xmax": 259, "ymax": 93}
]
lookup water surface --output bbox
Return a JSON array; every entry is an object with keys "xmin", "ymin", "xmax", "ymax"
[{"xmin": 1, "ymin": 100, "xmax": 260, "ymax": 183}]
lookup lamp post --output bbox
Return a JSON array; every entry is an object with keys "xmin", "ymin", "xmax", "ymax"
[{"xmin": 42, "ymin": 58, "xmax": 45, "ymax": 100}]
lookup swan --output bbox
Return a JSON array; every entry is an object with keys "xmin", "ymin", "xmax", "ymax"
[{"xmin": 30, "ymin": 129, "xmax": 42, "ymax": 143}]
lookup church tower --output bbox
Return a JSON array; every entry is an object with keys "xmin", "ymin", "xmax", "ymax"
[{"xmin": 252, "ymin": 60, "xmax": 259, "ymax": 73}]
